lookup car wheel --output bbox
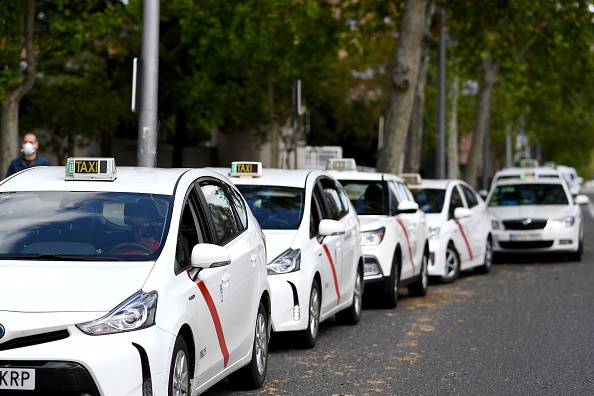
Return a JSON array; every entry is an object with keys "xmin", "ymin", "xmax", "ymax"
[
  {"xmin": 408, "ymin": 248, "xmax": 429, "ymax": 297},
  {"xmin": 301, "ymin": 281, "xmax": 321, "ymax": 349},
  {"xmin": 336, "ymin": 265, "xmax": 363, "ymax": 325},
  {"xmin": 439, "ymin": 242, "xmax": 460, "ymax": 283},
  {"xmin": 169, "ymin": 336, "xmax": 190, "ymax": 396},
  {"xmin": 476, "ymin": 237, "xmax": 493, "ymax": 274},
  {"xmin": 229, "ymin": 302, "xmax": 269, "ymax": 389},
  {"xmin": 383, "ymin": 252, "xmax": 400, "ymax": 309}
]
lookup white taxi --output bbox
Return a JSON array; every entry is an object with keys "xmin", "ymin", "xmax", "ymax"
[
  {"xmin": 211, "ymin": 162, "xmax": 364, "ymax": 349},
  {"xmin": 0, "ymin": 158, "xmax": 270, "ymax": 395},
  {"xmin": 486, "ymin": 177, "xmax": 589, "ymax": 260},
  {"xmin": 405, "ymin": 175, "xmax": 494, "ymax": 283},
  {"xmin": 327, "ymin": 159, "xmax": 430, "ymax": 309}
]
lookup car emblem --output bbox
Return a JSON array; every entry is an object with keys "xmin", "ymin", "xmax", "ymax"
[
  {"xmin": 0, "ymin": 324, "xmax": 4, "ymax": 339},
  {"xmin": 522, "ymin": 218, "xmax": 532, "ymax": 225}
]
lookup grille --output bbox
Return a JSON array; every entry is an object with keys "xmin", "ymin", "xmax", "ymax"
[
  {"xmin": 0, "ymin": 330, "xmax": 69, "ymax": 351},
  {"xmin": 498, "ymin": 241, "xmax": 554, "ymax": 249},
  {"xmin": 503, "ymin": 219, "xmax": 547, "ymax": 230}
]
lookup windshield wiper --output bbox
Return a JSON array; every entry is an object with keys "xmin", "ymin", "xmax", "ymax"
[{"xmin": 0, "ymin": 254, "xmax": 116, "ymax": 261}]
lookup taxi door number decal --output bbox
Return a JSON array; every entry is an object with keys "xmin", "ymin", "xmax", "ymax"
[
  {"xmin": 194, "ymin": 279, "xmax": 230, "ymax": 368},
  {"xmin": 394, "ymin": 217, "xmax": 416, "ymax": 272},
  {"xmin": 321, "ymin": 244, "xmax": 341, "ymax": 303},
  {"xmin": 455, "ymin": 221, "xmax": 473, "ymax": 260}
]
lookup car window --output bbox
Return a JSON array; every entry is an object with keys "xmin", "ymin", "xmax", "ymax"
[
  {"xmin": 340, "ymin": 180, "xmax": 385, "ymax": 215},
  {"xmin": 176, "ymin": 188, "xmax": 207, "ymax": 273},
  {"xmin": 236, "ymin": 185, "xmax": 304, "ymax": 230},
  {"xmin": 0, "ymin": 192, "xmax": 172, "ymax": 259},
  {"xmin": 410, "ymin": 188, "xmax": 446, "ymax": 214},
  {"xmin": 199, "ymin": 181, "xmax": 240, "ymax": 244},
  {"xmin": 225, "ymin": 182, "xmax": 248, "ymax": 230},
  {"xmin": 319, "ymin": 177, "xmax": 348, "ymax": 220},
  {"xmin": 310, "ymin": 194, "xmax": 323, "ymax": 238},
  {"xmin": 488, "ymin": 183, "xmax": 569, "ymax": 206},
  {"xmin": 448, "ymin": 187, "xmax": 464, "ymax": 220},
  {"xmin": 460, "ymin": 184, "xmax": 479, "ymax": 208}
]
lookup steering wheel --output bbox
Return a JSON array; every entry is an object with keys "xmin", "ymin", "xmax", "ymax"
[
  {"xmin": 261, "ymin": 218, "xmax": 292, "ymax": 228},
  {"xmin": 109, "ymin": 242, "xmax": 153, "ymax": 255}
]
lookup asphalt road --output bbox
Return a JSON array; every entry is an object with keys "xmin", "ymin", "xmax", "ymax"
[{"xmin": 206, "ymin": 193, "xmax": 594, "ymax": 396}]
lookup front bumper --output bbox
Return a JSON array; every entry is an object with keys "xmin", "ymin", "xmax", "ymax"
[
  {"xmin": 268, "ymin": 272, "xmax": 315, "ymax": 333},
  {"xmin": 0, "ymin": 313, "xmax": 175, "ymax": 396},
  {"xmin": 492, "ymin": 227, "xmax": 579, "ymax": 254}
]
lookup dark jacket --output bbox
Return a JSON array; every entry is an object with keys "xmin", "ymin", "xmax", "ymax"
[{"xmin": 6, "ymin": 155, "xmax": 52, "ymax": 177}]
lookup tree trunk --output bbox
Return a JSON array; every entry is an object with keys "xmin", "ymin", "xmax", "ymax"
[
  {"xmin": 403, "ymin": 2, "xmax": 434, "ymax": 174},
  {"xmin": 464, "ymin": 51, "xmax": 499, "ymax": 188},
  {"xmin": 376, "ymin": 0, "xmax": 434, "ymax": 174},
  {"xmin": 447, "ymin": 73, "xmax": 460, "ymax": 179}
]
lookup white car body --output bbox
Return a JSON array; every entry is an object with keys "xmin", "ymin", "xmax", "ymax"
[
  {"xmin": 408, "ymin": 179, "xmax": 494, "ymax": 283},
  {"xmin": 556, "ymin": 165, "xmax": 583, "ymax": 196},
  {"xmin": 0, "ymin": 161, "xmax": 270, "ymax": 395},
  {"xmin": 491, "ymin": 166, "xmax": 561, "ymax": 186},
  {"xmin": 328, "ymin": 169, "xmax": 430, "ymax": 308},
  {"xmin": 211, "ymin": 166, "xmax": 364, "ymax": 349},
  {"xmin": 486, "ymin": 178, "xmax": 589, "ymax": 260}
]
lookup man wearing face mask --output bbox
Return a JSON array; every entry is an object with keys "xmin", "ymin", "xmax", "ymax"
[{"xmin": 5, "ymin": 133, "xmax": 52, "ymax": 177}]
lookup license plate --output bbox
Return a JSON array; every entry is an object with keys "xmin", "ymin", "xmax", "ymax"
[
  {"xmin": 0, "ymin": 368, "xmax": 35, "ymax": 390},
  {"xmin": 509, "ymin": 233, "xmax": 541, "ymax": 241}
]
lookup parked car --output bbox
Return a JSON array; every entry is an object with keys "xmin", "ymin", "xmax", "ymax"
[
  {"xmin": 327, "ymin": 158, "xmax": 430, "ymax": 308},
  {"xmin": 211, "ymin": 162, "xmax": 364, "ymax": 349},
  {"xmin": 0, "ymin": 158, "xmax": 271, "ymax": 395},
  {"xmin": 486, "ymin": 177, "xmax": 589, "ymax": 260},
  {"xmin": 405, "ymin": 174, "xmax": 494, "ymax": 283}
]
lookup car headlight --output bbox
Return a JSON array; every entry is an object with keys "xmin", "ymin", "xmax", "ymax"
[
  {"xmin": 428, "ymin": 226, "xmax": 441, "ymax": 240},
  {"xmin": 361, "ymin": 227, "xmax": 385, "ymax": 246},
  {"xmin": 546, "ymin": 216, "xmax": 575, "ymax": 230},
  {"xmin": 77, "ymin": 290, "xmax": 158, "ymax": 335},
  {"xmin": 268, "ymin": 248, "xmax": 301, "ymax": 275},
  {"xmin": 491, "ymin": 220, "xmax": 501, "ymax": 230}
]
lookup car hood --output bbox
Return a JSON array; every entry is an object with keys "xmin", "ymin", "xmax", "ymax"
[
  {"xmin": 358, "ymin": 215, "xmax": 391, "ymax": 232},
  {"xmin": 423, "ymin": 213, "xmax": 445, "ymax": 228},
  {"xmin": 488, "ymin": 205, "xmax": 575, "ymax": 220},
  {"xmin": 0, "ymin": 262, "xmax": 153, "ymax": 313},
  {"xmin": 263, "ymin": 230, "xmax": 299, "ymax": 263}
]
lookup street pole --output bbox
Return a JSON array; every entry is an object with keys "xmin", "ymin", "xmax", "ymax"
[
  {"xmin": 137, "ymin": 0, "xmax": 160, "ymax": 167},
  {"xmin": 435, "ymin": 5, "xmax": 446, "ymax": 179},
  {"xmin": 293, "ymin": 80, "xmax": 301, "ymax": 169}
]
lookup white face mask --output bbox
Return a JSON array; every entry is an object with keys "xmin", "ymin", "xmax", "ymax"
[{"xmin": 22, "ymin": 142, "xmax": 36, "ymax": 156}]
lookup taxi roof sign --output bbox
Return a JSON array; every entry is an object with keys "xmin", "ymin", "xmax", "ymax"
[
  {"xmin": 326, "ymin": 158, "xmax": 357, "ymax": 171},
  {"xmin": 400, "ymin": 173, "xmax": 423, "ymax": 185},
  {"xmin": 65, "ymin": 157, "xmax": 117, "ymax": 181},
  {"xmin": 520, "ymin": 159, "xmax": 539, "ymax": 168},
  {"xmin": 230, "ymin": 161, "xmax": 262, "ymax": 178}
]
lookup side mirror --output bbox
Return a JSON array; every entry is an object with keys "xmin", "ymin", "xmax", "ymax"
[
  {"xmin": 453, "ymin": 207, "xmax": 472, "ymax": 220},
  {"xmin": 574, "ymin": 194, "xmax": 589, "ymax": 205},
  {"xmin": 396, "ymin": 200, "xmax": 419, "ymax": 214},
  {"xmin": 191, "ymin": 243, "xmax": 231, "ymax": 269},
  {"xmin": 319, "ymin": 219, "xmax": 346, "ymax": 237}
]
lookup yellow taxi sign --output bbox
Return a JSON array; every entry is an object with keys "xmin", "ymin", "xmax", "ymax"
[
  {"xmin": 520, "ymin": 159, "xmax": 539, "ymax": 168},
  {"xmin": 326, "ymin": 158, "xmax": 357, "ymax": 171},
  {"xmin": 65, "ymin": 157, "xmax": 117, "ymax": 181},
  {"xmin": 400, "ymin": 173, "xmax": 422, "ymax": 185},
  {"xmin": 230, "ymin": 161, "xmax": 262, "ymax": 178}
]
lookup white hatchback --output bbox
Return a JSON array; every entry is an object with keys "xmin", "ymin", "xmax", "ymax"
[
  {"xmin": 407, "ymin": 177, "xmax": 494, "ymax": 283},
  {"xmin": 0, "ymin": 158, "xmax": 270, "ymax": 395},
  {"xmin": 328, "ymin": 159, "xmax": 430, "ymax": 308},
  {"xmin": 486, "ymin": 178, "xmax": 589, "ymax": 260},
  {"xmin": 212, "ymin": 162, "xmax": 364, "ymax": 349}
]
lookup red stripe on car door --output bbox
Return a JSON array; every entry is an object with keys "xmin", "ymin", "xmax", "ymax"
[
  {"xmin": 394, "ymin": 217, "xmax": 416, "ymax": 271},
  {"xmin": 322, "ymin": 244, "xmax": 341, "ymax": 303},
  {"xmin": 195, "ymin": 279, "xmax": 230, "ymax": 368},
  {"xmin": 455, "ymin": 221, "xmax": 473, "ymax": 260}
]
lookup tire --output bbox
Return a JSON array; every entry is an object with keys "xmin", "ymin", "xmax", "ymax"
[
  {"xmin": 300, "ymin": 281, "xmax": 321, "ymax": 349},
  {"xmin": 408, "ymin": 249, "xmax": 429, "ymax": 297},
  {"xmin": 476, "ymin": 237, "xmax": 493, "ymax": 274},
  {"xmin": 336, "ymin": 265, "xmax": 363, "ymax": 325},
  {"xmin": 383, "ymin": 252, "xmax": 400, "ymax": 309},
  {"xmin": 439, "ymin": 242, "xmax": 460, "ymax": 283},
  {"xmin": 168, "ymin": 336, "xmax": 190, "ymax": 396},
  {"xmin": 229, "ymin": 302, "xmax": 269, "ymax": 389}
]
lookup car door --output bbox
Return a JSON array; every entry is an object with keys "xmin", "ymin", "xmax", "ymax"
[
  {"xmin": 175, "ymin": 186, "xmax": 231, "ymax": 386},
  {"xmin": 390, "ymin": 180, "xmax": 421, "ymax": 279},
  {"xmin": 459, "ymin": 183, "xmax": 486, "ymax": 265},
  {"xmin": 198, "ymin": 179, "xmax": 256, "ymax": 364},
  {"xmin": 448, "ymin": 184, "xmax": 473, "ymax": 265}
]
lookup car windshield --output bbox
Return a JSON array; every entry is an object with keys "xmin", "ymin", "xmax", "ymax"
[
  {"xmin": 410, "ymin": 188, "xmax": 446, "ymax": 214},
  {"xmin": 0, "ymin": 192, "xmax": 173, "ymax": 260},
  {"xmin": 339, "ymin": 181, "xmax": 386, "ymax": 215},
  {"xmin": 488, "ymin": 183, "xmax": 569, "ymax": 206},
  {"xmin": 236, "ymin": 185, "xmax": 304, "ymax": 230}
]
